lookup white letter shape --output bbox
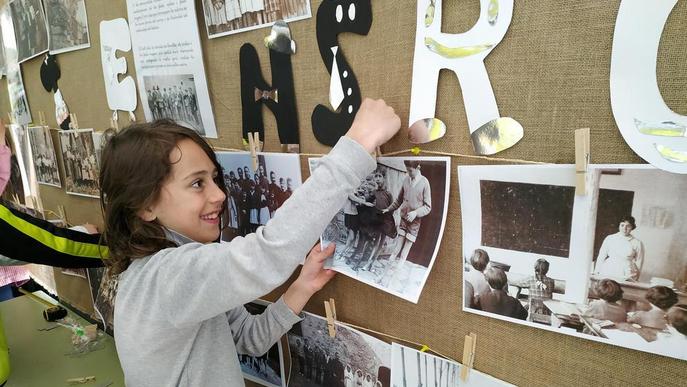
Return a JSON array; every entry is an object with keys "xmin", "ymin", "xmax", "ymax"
[
  {"xmin": 100, "ymin": 19, "xmax": 137, "ymax": 113},
  {"xmin": 610, "ymin": 0, "xmax": 687, "ymax": 173},
  {"xmin": 408, "ymin": 0, "xmax": 522, "ymax": 155}
]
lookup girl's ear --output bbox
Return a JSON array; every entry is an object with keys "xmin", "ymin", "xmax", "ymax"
[{"xmin": 137, "ymin": 207, "xmax": 157, "ymax": 222}]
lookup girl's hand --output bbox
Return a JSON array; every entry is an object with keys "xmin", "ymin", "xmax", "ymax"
[{"xmin": 283, "ymin": 243, "xmax": 337, "ymax": 314}]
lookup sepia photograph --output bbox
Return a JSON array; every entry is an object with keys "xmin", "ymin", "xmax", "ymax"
[
  {"xmin": 312, "ymin": 157, "xmax": 450, "ymax": 303},
  {"xmin": 44, "ymin": 0, "xmax": 90, "ymax": 54},
  {"xmin": 287, "ymin": 312, "xmax": 391, "ymax": 387},
  {"xmin": 1, "ymin": 4, "xmax": 31, "ymax": 125},
  {"xmin": 58, "ymin": 129, "xmax": 99, "ymax": 198},
  {"xmin": 391, "ymin": 343, "xmax": 512, "ymax": 387},
  {"xmin": 28, "ymin": 126, "xmax": 61, "ymax": 187},
  {"xmin": 9, "ymin": 0, "xmax": 49, "ymax": 62},
  {"xmin": 143, "ymin": 74, "xmax": 204, "ymax": 134},
  {"xmin": 86, "ymin": 267, "xmax": 118, "ymax": 334},
  {"xmin": 202, "ymin": 0, "xmax": 311, "ymax": 38},
  {"xmin": 459, "ymin": 164, "xmax": 687, "ymax": 362},
  {"xmin": 216, "ymin": 152, "xmax": 301, "ymax": 241},
  {"xmin": 237, "ymin": 301, "xmax": 286, "ymax": 387}
]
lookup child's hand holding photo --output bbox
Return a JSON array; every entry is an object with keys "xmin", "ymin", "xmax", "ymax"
[{"xmin": 283, "ymin": 242, "xmax": 337, "ymax": 314}]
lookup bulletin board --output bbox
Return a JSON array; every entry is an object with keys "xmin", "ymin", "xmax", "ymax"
[{"xmin": 1, "ymin": 1, "xmax": 685, "ymax": 386}]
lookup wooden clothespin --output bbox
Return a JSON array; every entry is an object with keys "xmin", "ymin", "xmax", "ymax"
[
  {"xmin": 110, "ymin": 117, "xmax": 118, "ymax": 131},
  {"xmin": 66, "ymin": 376, "xmax": 96, "ymax": 385},
  {"xmin": 57, "ymin": 204, "xmax": 69, "ymax": 226},
  {"xmin": 460, "ymin": 332, "xmax": 477, "ymax": 382},
  {"xmin": 38, "ymin": 111, "xmax": 46, "ymax": 126},
  {"xmin": 375, "ymin": 146, "xmax": 382, "ymax": 158},
  {"xmin": 575, "ymin": 128, "xmax": 590, "ymax": 195},
  {"xmin": 69, "ymin": 113, "xmax": 79, "ymax": 130},
  {"xmin": 247, "ymin": 132, "xmax": 260, "ymax": 171},
  {"xmin": 6, "ymin": 112, "xmax": 13, "ymax": 125},
  {"xmin": 324, "ymin": 298, "xmax": 337, "ymax": 338}
]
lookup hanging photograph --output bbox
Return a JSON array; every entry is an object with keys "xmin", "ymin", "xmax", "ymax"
[
  {"xmin": 287, "ymin": 311, "xmax": 391, "ymax": 387},
  {"xmin": 237, "ymin": 301, "xmax": 287, "ymax": 387},
  {"xmin": 459, "ymin": 164, "xmax": 687, "ymax": 361},
  {"xmin": 202, "ymin": 0, "xmax": 311, "ymax": 38},
  {"xmin": 215, "ymin": 151, "xmax": 302, "ymax": 241},
  {"xmin": 0, "ymin": 7, "xmax": 32, "ymax": 125},
  {"xmin": 0, "ymin": 27, "xmax": 5, "ymax": 77},
  {"xmin": 311, "ymin": 157, "xmax": 450, "ymax": 304},
  {"xmin": 143, "ymin": 74, "xmax": 204, "ymax": 134},
  {"xmin": 9, "ymin": 0, "xmax": 49, "ymax": 63},
  {"xmin": 28, "ymin": 126, "xmax": 61, "ymax": 187},
  {"xmin": 8, "ymin": 124, "xmax": 38, "ymax": 201},
  {"xmin": 391, "ymin": 343, "xmax": 513, "ymax": 387},
  {"xmin": 44, "ymin": 0, "xmax": 90, "ymax": 54},
  {"xmin": 58, "ymin": 129, "xmax": 99, "ymax": 198},
  {"xmin": 86, "ymin": 267, "xmax": 117, "ymax": 334}
]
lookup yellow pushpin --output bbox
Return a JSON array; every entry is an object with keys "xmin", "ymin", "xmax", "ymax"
[
  {"xmin": 410, "ymin": 146, "xmax": 421, "ymax": 155},
  {"xmin": 420, "ymin": 344, "xmax": 430, "ymax": 352}
]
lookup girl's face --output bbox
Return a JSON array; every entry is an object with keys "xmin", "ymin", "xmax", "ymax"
[{"xmin": 142, "ymin": 139, "xmax": 226, "ymax": 243}]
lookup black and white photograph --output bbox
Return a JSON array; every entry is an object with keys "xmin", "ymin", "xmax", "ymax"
[
  {"xmin": 86, "ymin": 267, "xmax": 118, "ymax": 334},
  {"xmin": 9, "ymin": 0, "xmax": 49, "ymax": 62},
  {"xmin": 237, "ymin": 301, "xmax": 286, "ymax": 387},
  {"xmin": 8, "ymin": 124, "xmax": 37, "ymax": 201},
  {"xmin": 1, "ymin": 4, "xmax": 32, "ymax": 125},
  {"xmin": 202, "ymin": 0, "xmax": 311, "ymax": 38},
  {"xmin": 143, "ymin": 74, "xmax": 204, "ymax": 134},
  {"xmin": 44, "ymin": 0, "xmax": 90, "ymax": 54},
  {"xmin": 391, "ymin": 343, "xmax": 512, "ymax": 387},
  {"xmin": 216, "ymin": 152, "xmax": 302, "ymax": 241},
  {"xmin": 58, "ymin": 129, "xmax": 99, "ymax": 198},
  {"xmin": 0, "ymin": 27, "xmax": 6, "ymax": 77},
  {"xmin": 312, "ymin": 157, "xmax": 450, "ymax": 304},
  {"xmin": 459, "ymin": 164, "xmax": 687, "ymax": 361},
  {"xmin": 28, "ymin": 126, "xmax": 61, "ymax": 187},
  {"xmin": 287, "ymin": 312, "xmax": 391, "ymax": 387}
]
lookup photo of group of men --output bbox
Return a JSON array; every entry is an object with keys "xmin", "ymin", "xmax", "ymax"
[
  {"xmin": 58, "ymin": 129, "xmax": 99, "ymax": 197},
  {"xmin": 216, "ymin": 152, "xmax": 301, "ymax": 241},
  {"xmin": 143, "ymin": 74, "xmax": 204, "ymax": 134},
  {"xmin": 287, "ymin": 312, "xmax": 390, "ymax": 387},
  {"xmin": 28, "ymin": 126, "xmax": 61, "ymax": 187}
]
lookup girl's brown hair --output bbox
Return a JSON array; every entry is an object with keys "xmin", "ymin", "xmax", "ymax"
[{"xmin": 99, "ymin": 120, "xmax": 226, "ymax": 275}]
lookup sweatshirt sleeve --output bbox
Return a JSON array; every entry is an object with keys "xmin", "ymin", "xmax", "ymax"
[
  {"xmin": 136, "ymin": 137, "xmax": 376, "ymax": 327},
  {"xmin": 415, "ymin": 177, "xmax": 432, "ymax": 218},
  {"xmin": 227, "ymin": 297, "xmax": 301, "ymax": 356},
  {"xmin": 0, "ymin": 145, "xmax": 10, "ymax": 195}
]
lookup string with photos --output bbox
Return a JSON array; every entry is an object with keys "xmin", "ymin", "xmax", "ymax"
[{"xmin": 212, "ymin": 145, "xmax": 548, "ymax": 164}]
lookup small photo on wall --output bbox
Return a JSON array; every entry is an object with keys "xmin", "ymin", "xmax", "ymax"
[
  {"xmin": 9, "ymin": 0, "xmax": 49, "ymax": 62},
  {"xmin": 44, "ymin": 0, "xmax": 90, "ymax": 54},
  {"xmin": 238, "ymin": 301, "xmax": 287, "ymax": 387},
  {"xmin": 215, "ymin": 152, "xmax": 302, "ymax": 241},
  {"xmin": 28, "ymin": 126, "xmax": 61, "ymax": 187},
  {"xmin": 287, "ymin": 312, "xmax": 391, "ymax": 387},
  {"xmin": 311, "ymin": 157, "xmax": 450, "ymax": 304},
  {"xmin": 391, "ymin": 343, "xmax": 513, "ymax": 387},
  {"xmin": 202, "ymin": 0, "xmax": 311, "ymax": 38},
  {"xmin": 459, "ymin": 164, "xmax": 687, "ymax": 362},
  {"xmin": 143, "ymin": 74, "xmax": 204, "ymax": 135},
  {"xmin": 58, "ymin": 129, "xmax": 99, "ymax": 198},
  {"xmin": 86, "ymin": 267, "xmax": 118, "ymax": 334}
]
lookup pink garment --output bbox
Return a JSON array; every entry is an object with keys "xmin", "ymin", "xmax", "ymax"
[
  {"xmin": 0, "ymin": 144, "xmax": 10, "ymax": 194},
  {"xmin": 0, "ymin": 266, "xmax": 30, "ymax": 287}
]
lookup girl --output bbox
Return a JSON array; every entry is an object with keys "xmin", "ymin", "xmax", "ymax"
[{"xmin": 99, "ymin": 99, "xmax": 400, "ymax": 386}]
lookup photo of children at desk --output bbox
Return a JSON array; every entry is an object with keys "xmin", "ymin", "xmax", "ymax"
[{"xmin": 459, "ymin": 164, "xmax": 687, "ymax": 362}]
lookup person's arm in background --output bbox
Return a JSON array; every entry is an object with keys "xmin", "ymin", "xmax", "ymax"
[{"xmin": 0, "ymin": 123, "xmax": 10, "ymax": 194}]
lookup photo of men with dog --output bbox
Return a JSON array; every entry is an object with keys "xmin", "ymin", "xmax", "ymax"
[
  {"xmin": 143, "ymin": 74, "xmax": 204, "ymax": 134},
  {"xmin": 216, "ymin": 152, "xmax": 301, "ymax": 241},
  {"xmin": 58, "ymin": 129, "xmax": 99, "ymax": 197},
  {"xmin": 312, "ymin": 157, "xmax": 450, "ymax": 303}
]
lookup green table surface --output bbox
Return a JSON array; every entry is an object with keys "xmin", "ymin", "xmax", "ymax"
[{"xmin": 0, "ymin": 292, "xmax": 124, "ymax": 387}]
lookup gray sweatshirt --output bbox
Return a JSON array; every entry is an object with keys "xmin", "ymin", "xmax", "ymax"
[{"xmin": 114, "ymin": 137, "xmax": 376, "ymax": 386}]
